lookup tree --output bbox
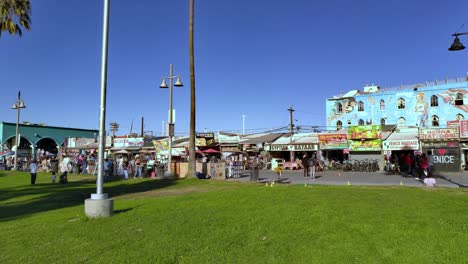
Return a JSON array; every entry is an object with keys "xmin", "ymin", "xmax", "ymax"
[
  {"xmin": 188, "ymin": 0, "xmax": 196, "ymax": 178},
  {"xmin": 0, "ymin": 0, "xmax": 31, "ymax": 37}
]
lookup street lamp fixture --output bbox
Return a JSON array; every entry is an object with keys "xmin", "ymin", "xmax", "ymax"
[
  {"xmin": 11, "ymin": 91, "xmax": 26, "ymax": 171},
  {"xmin": 448, "ymin": 32, "xmax": 468, "ymax": 51},
  {"xmin": 159, "ymin": 64, "xmax": 183, "ymax": 178}
]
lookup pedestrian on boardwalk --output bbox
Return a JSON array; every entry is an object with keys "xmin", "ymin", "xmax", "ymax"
[
  {"xmin": 123, "ymin": 161, "xmax": 129, "ymax": 180},
  {"xmin": 134, "ymin": 156, "xmax": 142, "ymax": 178},
  {"xmin": 405, "ymin": 154, "xmax": 413, "ymax": 177},
  {"xmin": 309, "ymin": 155, "xmax": 319, "ymax": 180},
  {"xmin": 423, "ymin": 174, "xmax": 436, "ymax": 188},
  {"xmin": 302, "ymin": 154, "xmax": 309, "ymax": 178},
  {"xmin": 50, "ymin": 156, "xmax": 59, "ymax": 183},
  {"xmin": 427, "ymin": 150, "xmax": 434, "ymax": 176},
  {"xmin": 30, "ymin": 159, "xmax": 38, "ymax": 185}
]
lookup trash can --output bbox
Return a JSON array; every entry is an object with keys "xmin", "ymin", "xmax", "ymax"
[
  {"xmin": 156, "ymin": 165, "xmax": 164, "ymax": 178},
  {"xmin": 250, "ymin": 165, "xmax": 259, "ymax": 181}
]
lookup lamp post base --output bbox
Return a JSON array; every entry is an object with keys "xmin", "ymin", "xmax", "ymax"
[
  {"xmin": 164, "ymin": 171, "xmax": 176, "ymax": 179},
  {"xmin": 84, "ymin": 194, "xmax": 114, "ymax": 218}
]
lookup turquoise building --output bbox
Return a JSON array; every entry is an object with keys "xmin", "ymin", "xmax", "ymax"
[
  {"xmin": 326, "ymin": 78, "xmax": 468, "ymax": 130},
  {"xmin": 0, "ymin": 122, "xmax": 98, "ymax": 157}
]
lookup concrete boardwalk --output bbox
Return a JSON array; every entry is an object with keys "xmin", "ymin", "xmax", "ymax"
[{"xmin": 226, "ymin": 169, "xmax": 468, "ymax": 188}]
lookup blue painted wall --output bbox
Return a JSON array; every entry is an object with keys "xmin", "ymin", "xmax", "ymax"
[{"xmin": 326, "ymin": 81, "xmax": 468, "ymax": 129}]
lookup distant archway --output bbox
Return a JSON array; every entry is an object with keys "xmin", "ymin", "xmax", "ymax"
[{"xmin": 35, "ymin": 137, "xmax": 59, "ymax": 157}]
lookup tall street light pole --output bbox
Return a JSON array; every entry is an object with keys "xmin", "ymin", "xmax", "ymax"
[
  {"xmin": 84, "ymin": 0, "xmax": 113, "ymax": 218},
  {"xmin": 160, "ymin": 64, "xmax": 183, "ymax": 178},
  {"xmin": 11, "ymin": 91, "xmax": 26, "ymax": 171},
  {"xmin": 448, "ymin": 32, "xmax": 468, "ymax": 51}
]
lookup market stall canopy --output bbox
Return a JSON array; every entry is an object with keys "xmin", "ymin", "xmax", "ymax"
[
  {"xmin": 113, "ymin": 149, "xmax": 131, "ymax": 154},
  {"xmin": 203, "ymin": 148, "xmax": 220, "ymax": 153},
  {"xmin": 0, "ymin": 151, "xmax": 15, "ymax": 157}
]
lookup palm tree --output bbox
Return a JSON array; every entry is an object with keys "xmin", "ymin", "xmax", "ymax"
[
  {"xmin": 0, "ymin": 0, "xmax": 31, "ymax": 37},
  {"xmin": 188, "ymin": 0, "xmax": 196, "ymax": 178}
]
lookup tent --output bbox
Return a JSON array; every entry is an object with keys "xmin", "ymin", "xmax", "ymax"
[{"xmin": 203, "ymin": 148, "xmax": 220, "ymax": 153}]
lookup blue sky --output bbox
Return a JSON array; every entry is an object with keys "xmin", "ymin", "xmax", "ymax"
[{"xmin": 1, "ymin": 0, "xmax": 467, "ymax": 136}]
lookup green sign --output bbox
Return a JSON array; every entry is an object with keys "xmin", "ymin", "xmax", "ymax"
[
  {"xmin": 348, "ymin": 125, "xmax": 381, "ymax": 140},
  {"xmin": 348, "ymin": 139, "xmax": 382, "ymax": 151}
]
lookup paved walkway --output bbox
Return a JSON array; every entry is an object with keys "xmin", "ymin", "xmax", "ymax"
[{"xmin": 226, "ymin": 169, "xmax": 468, "ymax": 188}]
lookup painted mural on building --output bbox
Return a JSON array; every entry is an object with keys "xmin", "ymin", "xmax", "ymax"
[{"xmin": 326, "ymin": 82, "xmax": 468, "ymax": 129}]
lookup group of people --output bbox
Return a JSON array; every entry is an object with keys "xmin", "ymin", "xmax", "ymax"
[
  {"xmin": 302, "ymin": 154, "xmax": 320, "ymax": 180},
  {"xmin": 385, "ymin": 151, "xmax": 434, "ymax": 179},
  {"xmin": 28, "ymin": 155, "xmax": 68, "ymax": 185}
]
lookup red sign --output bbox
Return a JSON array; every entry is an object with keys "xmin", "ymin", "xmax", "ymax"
[
  {"xmin": 460, "ymin": 120, "xmax": 468, "ymax": 138},
  {"xmin": 419, "ymin": 128, "xmax": 459, "ymax": 140}
]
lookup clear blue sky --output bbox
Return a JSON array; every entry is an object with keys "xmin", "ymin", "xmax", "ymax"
[{"xmin": 1, "ymin": 0, "xmax": 467, "ymax": 136}]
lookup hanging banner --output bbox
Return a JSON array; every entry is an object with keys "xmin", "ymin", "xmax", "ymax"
[
  {"xmin": 196, "ymin": 133, "xmax": 216, "ymax": 146},
  {"xmin": 348, "ymin": 125, "xmax": 381, "ymax": 140},
  {"xmin": 348, "ymin": 139, "xmax": 382, "ymax": 151},
  {"xmin": 460, "ymin": 120, "xmax": 468, "ymax": 138},
  {"xmin": 152, "ymin": 139, "xmax": 169, "ymax": 153},
  {"xmin": 318, "ymin": 134, "xmax": 348, "ymax": 149}
]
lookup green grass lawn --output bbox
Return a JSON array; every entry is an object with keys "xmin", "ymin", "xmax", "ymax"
[{"xmin": 0, "ymin": 170, "xmax": 467, "ymax": 263}]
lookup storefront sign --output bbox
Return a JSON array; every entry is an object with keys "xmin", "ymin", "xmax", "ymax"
[
  {"xmin": 446, "ymin": 120, "xmax": 460, "ymax": 128},
  {"xmin": 114, "ymin": 137, "xmax": 144, "ymax": 148},
  {"xmin": 348, "ymin": 139, "xmax": 381, "ymax": 151},
  {"xmin": 196, "ymin": 133, "xmax": 216, "ymax": 146},
  {"xmin": 421, "ymin": 141, "xmax": 459, "ymax": 148},
  {"xmin": 318, "ymin": 134, "xmax": 348, "ymax": 149},
  {"xmin": 152, "ymin": 139, "xmax": 168, "ymax": 153},
  {"xmin": 269, "ymin": 144, "xmax": 317, "ymax": 151},
  {"xmin": 419, "ymin": 128, "xmax": 459, "ymax": 140},
  {"xmin": 348, "ymin": 125, "xmax": 381, "ymax": 140},
  {"xmin": 460, "ymin": 120, "xmax": 468, "ymax": 138},
  {"xmin": 422, "ymin": 147, "xmax": 460, "ymax": 172},
  {"xmin": 382, "ymin": 139, "xmax": 419, "ymax": 151}
]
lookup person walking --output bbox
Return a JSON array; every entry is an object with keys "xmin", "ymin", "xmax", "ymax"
[
  {"xmin": 30, "ymin": 159, "xmax": 38, "ymax": 185},
  {"xmin": 302, "ymin": 154, "xmax": 309, "ymax": 178},
  {"xmin": 50, "ymin": 156, "xmax": 59, "ymax": 183},
  {"xmin": 427, "ymin": 150, "xmax": 434, "ymax": 176},
  {"xmin": 405, "ymin": 154, "xmax": 413, "ymax": 177},
  {"xmin": 103, "ymin": 158, "xmax": 110, "ymax": 181},
  {"xmin": 134, "ymin": 157, "xmax": 142, "ymax": 179},
  {"xmin": 123, "ymin": 161, "xmax": 129, "ymax": 180},
  {"xmin": 309, "ymin": 155, "xmax": 319, "ymax": 180}
]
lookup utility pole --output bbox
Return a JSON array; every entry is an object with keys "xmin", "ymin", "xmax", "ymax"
[{"xmin": 287, "ymin": 106, "xmax": 295, "ymax": 163}]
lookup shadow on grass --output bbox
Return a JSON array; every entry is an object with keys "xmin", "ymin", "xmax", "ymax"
[{"xmin": 0, "ymin": 177, "xmax": 176, "ymax": 222}]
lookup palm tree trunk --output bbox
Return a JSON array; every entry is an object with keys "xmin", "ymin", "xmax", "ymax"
[{"xmin": 188, "ymin": 0, "xmax": 196, "ymax": 178}]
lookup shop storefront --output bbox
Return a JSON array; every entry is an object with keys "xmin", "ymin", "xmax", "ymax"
[
  {"xmin": 318, "ymin": 132, "xmax": 348, "ymax": 163},
  {"xmin": 382, "ymin": 128, "xmax": 420, "ymax": 163},
  {"xmin": 419, "ymin": 127, "xmax": 461, "ymax": 172},
  {"xmin": 266, "ymin": 133, "xmax": 318, "ymax": 163},
  {"xmin": 348, "ymin": 125, "xmax": 383, "ymax": 170}
]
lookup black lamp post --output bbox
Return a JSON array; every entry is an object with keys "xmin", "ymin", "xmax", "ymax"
[{"xmin": 448, "ymin": 32, "xmax": 468, "ymax": 51}]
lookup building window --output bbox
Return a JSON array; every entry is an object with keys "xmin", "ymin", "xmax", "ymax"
[
  {"xmin": 431, "ymin": 115, "xmax": 439, "ymax": 127},
  {"xmin": 358, "ymin": 101, "xmax": 364, "ymax": 112},
  {"xmin": 430, "ymin": 95, "xmax": 438, "ymax": 107},
  {"xmin": 455, "ymin": 93, "xmax": 464, "ymax": 105},
  {"xmin": 380, "ymin": 118, "xmax": 386, "ymax": 126},
  {"xmin": 347, "ymin": 120, "xmax": 351, "ymax": 125},
  {"xmin": 456, "ymin": 114, "xmax": 464, "ymax": 120},
  {"xmin": 398, "ymin": 117, "xmax": 406, "ymax": 127},
  {"xmin": 380, "ymin": 99, "xmax": 385, "ymax": 111},
  {"xmin": 336, "ymin": 103, "xmax": 343, "ymax": 113},
  {"xmin": 336, "ymin": 120, "xmax": 342, "ymax": 130},
  {"xmin": 358, "ymin": 119, "xmax": 364, "ymax": 125},
  {"xmin": 397, "ymin": 98, "xmax": 405, "ymax": 109}
]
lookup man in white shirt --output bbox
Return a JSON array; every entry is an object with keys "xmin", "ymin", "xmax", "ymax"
[
  {"xmin": 423, "ymin": 176, "xmax": 436, "ymax": 188},
  {"xmin": 30, "ymin": 160, "xmax": 38, "ymax": 185}
]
